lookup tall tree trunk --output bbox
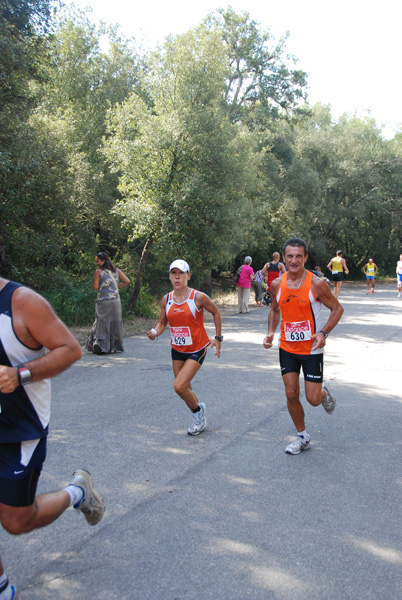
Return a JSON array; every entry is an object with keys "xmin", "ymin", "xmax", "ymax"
[
  {"xmin": 201, "ymin": 269, "xmax": 212, "ymax": 297},
  {"xmin": 127, "ymin": 235, "xmax": 154, "ymax": 309}
]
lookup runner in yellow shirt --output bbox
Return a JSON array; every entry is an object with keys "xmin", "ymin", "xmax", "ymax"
[
  {"xmin": 327, "ymin": 250, "xmax": 349, "ymax": 298},
  {"xmin": 363, "ymin": 258, "xmax": 378, "ymax": 294}
]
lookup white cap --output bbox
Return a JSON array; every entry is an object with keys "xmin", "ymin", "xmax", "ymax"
[{"xmin": 169, "ymin": 259, "xmax": 190, "ymax": 272}]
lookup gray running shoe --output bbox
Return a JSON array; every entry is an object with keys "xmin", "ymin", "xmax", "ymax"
[
  {"xmin": 11, "ymin": 585, "xmax": 19, "ymax": 599},
  {"xmin": 70, "ymin": 469, "xmax": 105, "ymax": 526},
  {"xmin": 188, "ymin": 403, "xmax": 206, "ymax": 435},
  {"xmin": 285, "ymin": 434, "xmax": 310, "ymax": 455},
  {"xmin": 322, "ymin": 382, "xmax": 336, "ymax": 414}
]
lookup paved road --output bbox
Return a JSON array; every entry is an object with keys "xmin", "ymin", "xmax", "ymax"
[{"xmin": 2, "ymin": 284, "xmax": 401, "ymax": 599}]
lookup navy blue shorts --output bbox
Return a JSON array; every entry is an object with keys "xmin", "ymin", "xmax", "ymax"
[
  {"xmin": 171, "ymin": 347, "xmax": 207, "ymax": 365},
  {"xmin": 0, "ymin": 437, "xmax": 47, "ymax": 507},
  {"xmin": 279, "ymin": 348, "xmax": 324, "ymax": 383}
]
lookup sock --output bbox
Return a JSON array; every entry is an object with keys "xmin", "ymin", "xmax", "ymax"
[
  {"xmin": 0, "ymin": 574, "xmax": 13, "ymax": 600},
  {"xmin": 192, "ymin": 405, "xmax": 201, "ymax": 414},
  {"xmin": 297, "ymin": 430, "xmax": 308, "ymax": 439},
  {"xmin": 64, "ymin": 484, "xmax": 85, "ymax": 508}
]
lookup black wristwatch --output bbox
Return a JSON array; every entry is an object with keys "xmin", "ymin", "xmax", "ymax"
[
  {"xmin": 17, "ymin": 364, "xmax": 32, "ymax": 386},
  {"xmin": 319, "ymin": 330, "xmax": 329, "ymax": 339},
  {"xmin": 215, "ymin": 335, "xmax": 223, "ymax": 342}
]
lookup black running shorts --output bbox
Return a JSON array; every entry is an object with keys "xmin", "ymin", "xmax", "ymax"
[
  {"xmin": 0, "ymin": 437, "xmax": 46, "ymax": 507},
  {"xmin": 171, "ymin": 347, "xmax": 207, "ymax": 365},
  {"xmin": 279, "ymin": 348, "xmax": 323, "ymax": 383}
]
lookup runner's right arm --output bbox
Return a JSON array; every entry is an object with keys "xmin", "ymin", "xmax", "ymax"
[
  {"xmin": 263, "ymin": 279, "xmax": 281, "ymax": 349},
  {"xmin": 147, "ymin": 294, "xmax": 169, "ymax": 340}
]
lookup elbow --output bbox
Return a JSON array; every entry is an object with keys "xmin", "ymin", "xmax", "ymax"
[{"xmin": 71, "ymin": 341, "xmax": 82, "ymax": 362}]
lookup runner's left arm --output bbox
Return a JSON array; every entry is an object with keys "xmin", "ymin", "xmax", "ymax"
[
  {"xmin": 196, "ymin": 292, "xmax": 222, "ymax": 358},
  {"xmin": 311, "ymin": 277, "xmax": 344, "ymax": 350}
]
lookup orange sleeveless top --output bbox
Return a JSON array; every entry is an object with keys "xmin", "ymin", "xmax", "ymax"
[
  {"xmin": 276, "ymin": 271, "xmax": 323, "ymax": 355},
  {"xmin": 166, "ymin": 289, "xmax": 211, "ymax": 353}
]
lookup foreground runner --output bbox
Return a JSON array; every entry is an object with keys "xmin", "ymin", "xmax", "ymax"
[
  {"xmin": 263, "ymin": 238, "xmax": 344, "ymax": 455},
  {"xmin": 148, "ymin": 260, "xmax": 222, "ymax": 435},
  {"xmin": 0, "ymin": 235, "xmax": 104, "ymax": 600},
  {"xmin": 363, "ymin": 258, "xmax": 378, "ymax": 294}
]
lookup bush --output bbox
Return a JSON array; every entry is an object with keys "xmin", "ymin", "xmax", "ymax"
[
  {"xmin": 43, "ymin": 277, "xmax": 95, "ymax": 327},
  {"xmin": 120, "ymin": 284, "xmax": 159, "ymax": 319}
]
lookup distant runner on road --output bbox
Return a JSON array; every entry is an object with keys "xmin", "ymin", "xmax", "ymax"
[
  {"xmin": 263, "ymin": 237, "xmax": 344, "ymax": 455},
  {"xmin": 363, "ymin": 258, "xmax": 378, "ymax": 294},
  {"xmin": 327, "ymin": 250, "xmax": 349, "ymax": 298},
  {"xmin": 147, "ymin": 259, "xmax": 222, "ymax": 436},
  {"xmin": 261, "ymin": 252, "xmax": 286, "ymax": 291},
  {"xmin": 396, "ymin": 254, "xmax": 402, "ymax": 298}
]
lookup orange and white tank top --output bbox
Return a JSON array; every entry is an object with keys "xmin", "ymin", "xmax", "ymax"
[
  {"xmin": 276, "ymin": 271, "xmax": 323, "ymax": 355},
  {"xmin": 166, "ymin": 288, "xmax": 211, "ymax": 353}
]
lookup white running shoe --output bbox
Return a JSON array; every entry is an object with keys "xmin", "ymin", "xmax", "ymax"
[
  {"xmin": 285, "ymin": 434, "xmax": 311, "ymax": 455},
  {"xmin": 322, "ymin": 382, "xmax": 336, "ymax": 414},
  {"xmin": 188, "ymin": 403, "xmax": 206, "ymax": 435},
  {"xmin": 70, "ymin": 469, "xmax": 105, "ymax": 526}
]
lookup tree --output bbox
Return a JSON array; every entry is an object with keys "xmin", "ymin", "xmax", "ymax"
[
  {"xmin": 103, "ymin": 26, "xmax": 259, "ymax": 306},
  {"xmin": 204, "ymin": 7, "xmax": 308, "ymax": 125},
  {"xmin": 282, "ymin": 105, "xmax": 402, "ymax": 271}
]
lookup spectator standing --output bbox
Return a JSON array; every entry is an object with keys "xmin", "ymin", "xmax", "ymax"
[{"xmin": 237, "ymin": 256, "xmax": 254, "ymax": 314}]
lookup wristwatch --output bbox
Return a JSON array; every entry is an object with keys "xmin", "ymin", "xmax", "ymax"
[
  {"xmin": 319, "ymin": 330, "xmax": 329, "ymax": 339},
  {"xmin": 17, "ymin": 364, "xmax": 32, "ymax": 386},
  {"xmin": 215, "ymin": 335, "xmax": 223, "ymax": 342}
]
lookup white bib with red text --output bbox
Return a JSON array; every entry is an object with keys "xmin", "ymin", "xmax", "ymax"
[
  {"xmin": 284, "ymin": 320, "xmax": 312, "ymax": 342},
  {"xmin": 170, "ymin": 326, "xmax": 193, "ymax": 346}
]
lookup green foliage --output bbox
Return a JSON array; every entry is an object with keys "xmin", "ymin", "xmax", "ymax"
[
  {"xmin": 121, "ymin": 284, "xmax": 159, "ymax": 319},
  {"xmin": 204, "ymin": 7, "xmax": 308, "ymax": 124},
  {"xmin": 40, "ymin": 271, "xmax": 95, "ymax": 326},
  {"xmin": 1, "ymin": 1, "xmax": 402, "ymax": 307}
]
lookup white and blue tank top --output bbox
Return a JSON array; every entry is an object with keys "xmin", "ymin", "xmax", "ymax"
[{"xmin": 0, "ymin": 281, "xmax": 51, "ymax": 443}]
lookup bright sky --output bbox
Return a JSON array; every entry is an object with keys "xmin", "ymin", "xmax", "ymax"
[{"xmin": 73, "ymin": 0, "xmax": 401, "ymax": 139}]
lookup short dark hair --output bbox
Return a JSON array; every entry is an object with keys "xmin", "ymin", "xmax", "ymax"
[
  {"xmin": 0, "ymin": 234, "xmax": 4, "ymax": 266},
  {"xmin": 283, "ymin": 237, "xmax": 308, "ymax": 256},
  {"xmin": 336, "ymin": 250, "xmax": 343, "ymax": 256}
]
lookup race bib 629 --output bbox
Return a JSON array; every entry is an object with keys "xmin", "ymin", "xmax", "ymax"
[{"xmin": 171, "ymin": 326, "xmax": 192, "ymax": 346}]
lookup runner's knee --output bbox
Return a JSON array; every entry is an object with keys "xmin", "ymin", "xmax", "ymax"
[
  {"xmin": 0, "ymin": 509, "xmax": 34, "ymax": 535},
  {"xmin": 174, "ymin": 380, "xmax": 188, "ymax": 396}
]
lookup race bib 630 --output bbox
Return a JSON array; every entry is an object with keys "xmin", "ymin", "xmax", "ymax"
[{"xmin": 284, "ymin": 320, "xmax": 312, "ymax": 342}]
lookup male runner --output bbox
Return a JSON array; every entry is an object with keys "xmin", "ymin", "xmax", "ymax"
[
  {"xmin": 327, "ymin": 250, "xmax": 349, "ymax": 298},
  {"xmin": 0, "ymin": 235, "xmax": 104, "ymax": 600},
  {"xmin": 363, "ymin": 258, "xmax": 378, "ymax": 294},
  {"xmin": 261, "ymin": 252, "xmax": 286, "ymax": 291},
  {"xmin": 396, "ymin": 255, "xmax": 402, "ymax": 298},
  {"xmin": 147, "ymin": 259, "xmax": 222, "ymax": 435},
  {"xmin": 263, "ymin": 238, "xmax": 344, "ymax": 455}
]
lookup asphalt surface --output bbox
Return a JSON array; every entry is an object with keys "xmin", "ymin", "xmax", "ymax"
[{"xmin": 2, "ymin": 283, "xmax": 401, "ymax": 599}]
